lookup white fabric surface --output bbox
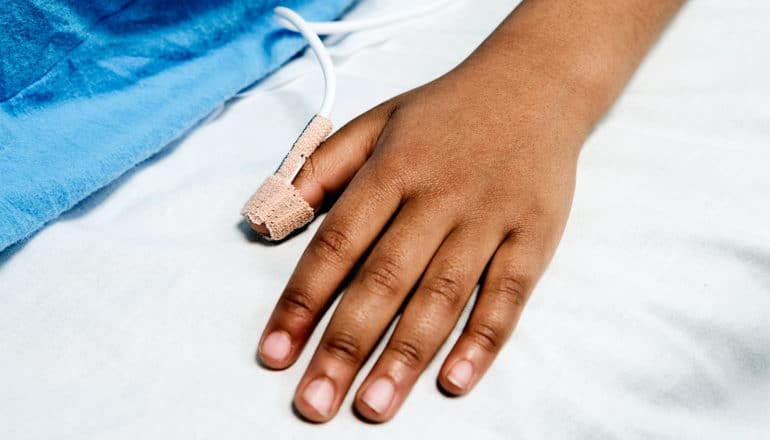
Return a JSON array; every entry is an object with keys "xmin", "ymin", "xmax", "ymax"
[{"xmin": 1, "ymin": 1, "xmax": 769, "ymax": 438}]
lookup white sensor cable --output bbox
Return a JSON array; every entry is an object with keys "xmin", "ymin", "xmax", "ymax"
[
  {"xmin": 275, "ymin": 0, "xmax": 451, "ymax": 35},
  {"xmin": 273, "ymin": 0, "xmax": 451, "ymax": 118},
  {"xmin": 273, "ymin": 7, "xmax": 337, "ymax": 118}
]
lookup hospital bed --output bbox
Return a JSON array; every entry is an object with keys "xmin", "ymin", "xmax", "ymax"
[{"xmin": 1, "ymin": 0, "xmax": 768, "ymax": 438}]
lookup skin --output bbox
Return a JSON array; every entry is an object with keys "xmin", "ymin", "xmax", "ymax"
[{"xmin": 256, "ymin": 0, "xmax": 686, "ymax": 423}]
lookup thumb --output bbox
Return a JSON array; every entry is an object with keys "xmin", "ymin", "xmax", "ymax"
[{"xmin": 293, "ymin": 100, "xmax": 397, "ymax": 210}]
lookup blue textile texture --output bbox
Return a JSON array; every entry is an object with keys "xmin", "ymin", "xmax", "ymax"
[{"xmin": 0, "ymin": 0, "xmax": 355, "ymax": 251}]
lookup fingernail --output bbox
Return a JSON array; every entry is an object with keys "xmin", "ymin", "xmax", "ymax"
[
  {"xmin": 447, "ymin": 359, "xmax": 474, "ymax": 390},
  {"xmin": 261, "ymin": 330, "xmax": 291, "ymax": 363},
  {"xmin": 302, "ymin": 377, "xmax": 335, "ymax": 418},
  {"xmin": 361, "ymin": 377, "xmax": 395, "ymax": 414}
]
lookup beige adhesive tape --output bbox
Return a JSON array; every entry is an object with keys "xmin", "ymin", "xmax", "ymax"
[{"xmin": 241, "ymin": 115, "xmax": 333, "ymax": 240}]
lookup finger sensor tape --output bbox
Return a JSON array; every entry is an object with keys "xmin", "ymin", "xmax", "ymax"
[{"xmin": 241, "ymin": 115, "xmax": 333, "ymax": 240}]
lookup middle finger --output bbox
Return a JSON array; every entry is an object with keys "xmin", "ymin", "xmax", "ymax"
[
  {"xmin": 354, "ymin": 225, "xmax": 502, "ymax": 421},
  {"xmin": 292, "ymin": 200, "xmax": 452, "ymax": 422}
]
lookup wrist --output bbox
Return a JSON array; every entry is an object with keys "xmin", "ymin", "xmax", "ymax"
[{"xmin": 460, "ymin": 35, "xmax": 617, "ymax": 131}]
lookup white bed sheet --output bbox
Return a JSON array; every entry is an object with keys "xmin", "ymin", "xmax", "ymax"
[{"xmin": 1, "ymin": 1, "xmax": 769, "ymax": 438}]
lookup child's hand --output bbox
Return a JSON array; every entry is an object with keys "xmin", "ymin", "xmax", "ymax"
[
  {"xmin": 256, "ymin": 0, "xmax": 683, "ymax": 423},
  {"xmin": 256, "ymin": 60, "xmax": 589, "ymax": 422}
]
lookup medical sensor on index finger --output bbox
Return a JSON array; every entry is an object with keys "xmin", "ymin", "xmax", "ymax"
[{"xmin": 241, "ymin": 2, "xmax": 451, "ymax": 240}]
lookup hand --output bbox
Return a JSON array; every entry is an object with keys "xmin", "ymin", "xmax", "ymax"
[
  {"xmin": 255, "ymin": 55, "xmax": 590, "ymax": 422},
  {"xmin": 254, "ymin": 0, "xmax": 683, "ymax": 423}
]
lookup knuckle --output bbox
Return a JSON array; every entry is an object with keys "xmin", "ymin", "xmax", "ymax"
[
  {"xmin": 312, "ymin": 226, "xmax": 353, "ymax": 266},
  {"xmin": 322, "ymin": 330, "xmax": 363, "ymax": 365},
  {"xmin": 387, "ymin": 338, "xmax": 425, "ymax": 369},
  {"xmin": 526, "ymin": 192, "xmax": 562, "ymax": 219},
  {"xmin": 492, "ymin": 274, "xmax": 531, "ymax": 309},
  {"xmin": 467, "ymin": 322, "xmax": 503, "ymax": 353},
  {"xmin": 421, "ymin": 273, "xmax": 465, "ymax": 309},
  {"xmin": 368, "ymin": 158, "xmax": 407, "ymax": 197},
  {"xmin": 360, "ymin": 254, "xmax": 403, "ymax": 297},
  {"xmin": 279, "ymin": 286, "xmax": 317, "ymax": 320}
]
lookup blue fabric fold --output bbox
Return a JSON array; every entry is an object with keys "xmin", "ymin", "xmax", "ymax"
[{"xmin": 0, "ymin": 0, "xmax": 355, "ymax": 251}]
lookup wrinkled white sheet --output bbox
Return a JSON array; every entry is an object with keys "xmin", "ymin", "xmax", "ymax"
[{"xmin": 1, "ymin": 1, "xmax": 769, "ymax": 438}]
